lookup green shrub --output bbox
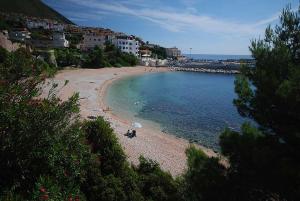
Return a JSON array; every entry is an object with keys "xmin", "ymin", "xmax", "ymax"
[
  {"xmin": 31, "ymin": 176, "xmax": 85, "ymax": 201},
  {"xmin": 82, "ymin": 117, "xmax": 126, "ymax": 175},
  {"xmin": 0, "ymin": 47, "xmax": 8, "ymax": 63},
  {"xmin": 83, "ymin": 43, "xmax": 138, "ymax": 68},
  {"xmin": 135, "ymin": 156, "xmax": 181, "ymax": 201},
  {"xmin": 54, "ymin": 48, "xmax": 81, "ymax": 68},
  {"xmin": 181, "ymin": 146, "xmax": 226, "ymax": 201}
]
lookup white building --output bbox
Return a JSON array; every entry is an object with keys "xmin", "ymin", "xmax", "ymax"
[
  {"xmin": 8, "ymin": 29, "xmax": 31, "ymax": 42},
  {"xmin": 26, "ymin": 19, "xmax": 49, "ymax": 29},
  {"xmin": 113, "ymin": 35, "xmax": 139, "ymax": 56},
  {"xmin": 49, "ymin": 23, "xmax": 65, "ymax": 32},
  {"xmin": 26, "ymin": 19, "xmax": 65, "ymax": 32},
  {"xmin": 52, "ymin": 32, "xmax": 69, "ymax": 48}
]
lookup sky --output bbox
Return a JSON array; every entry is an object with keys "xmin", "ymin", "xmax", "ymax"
[{"xmin": 43, "ymin": 0, "xmax": 299, "ymax": 55}]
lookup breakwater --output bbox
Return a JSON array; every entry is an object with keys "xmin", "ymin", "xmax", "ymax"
[{"xmin": 170, "ymin": 67, "xmax": 240, "ymax": 74}]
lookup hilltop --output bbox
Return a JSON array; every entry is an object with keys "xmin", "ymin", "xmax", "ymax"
[{"xmin": 0, "ymin": 0, "xmax": 73, "ymax": 24}]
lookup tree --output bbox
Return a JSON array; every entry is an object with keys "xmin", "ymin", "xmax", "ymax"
[
  {"xmin": 0, "ymin": 47, "xmax": 8, "ymax": 63},
  {"xmin": 219, "ymin": 5, "xmax": 300, "ymax": 200},
  {"xmin": 54, "ymin": 48, "xmax": 81, "ymax": 68},
  {"xmin": 135, "ymin": 156, "xmax": 181, "ymax": 201},
  {"xmin": 181, "ymin": 146, "xmax": 226, "ymax": 201},
  {"xmin": 0, "ymin": 48, "xmax": 88, "ymax": 199},
  {"xmin": 83, "ymin": 46, "xmax": 108, "ymax": 68},
  {"xmin": 180, "ymin": 5, "xmax": 300, "ymax": 201},
  {"xmin": 82, "ymin": 117, "xmax": 126, "ymax": 175}
]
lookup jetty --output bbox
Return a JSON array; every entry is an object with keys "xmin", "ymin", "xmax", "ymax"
[{"xmin": 170, "ymin": 67, "xmax": 240, "ymax": 74}]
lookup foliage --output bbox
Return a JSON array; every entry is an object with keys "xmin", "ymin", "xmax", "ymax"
[
  {"xmin": 66, "ymin": 34, "xmax": 83, "ymax": 48},
  {"xmin": 30, "ymin": 29, "xmax": 52, "ymax": 40},
  {"xmin": 140, "ymin": 45, "xmax": 167, "ymax": 59},
  {"xmin": 180, "ymin": 146, "xmax": 226, "ymax": 201},
  {"xmin": 83, "ymin": 43, "xmax": 138, "ymax": 68},
  {"xmin": 0, "ymin": 48, "xmax": 56, "ymax": 81},
  {"xmin": 0, "ymin": 47, "xmax": 9, "ymax": 63},
  {"xmin": 0, "ymin": 18, "xmax": 10, "ymax": 30},
  {"xmin": 66, "ymin": 33, "xmax": 83, "ymax": 48},
  {"xmin": 82, "ymin": 46, "xmax": 109, "ymax": 68},
  {"xmin": 54, "ymin": 48, "xmax": 81, "ymax": 68},
  {"xmin": 0, "ymin": 47, "xmax": 89, "ymax": 199},
  {"xmin": 83, "ymin": 117, "xmax": 126, "ymax": 175},
  {"xmin": 83, "ymin": 117, "xmax": 179, "ymax": 200},
  {"xmin": 31, "ymin": 176, "xmax": 85, "ymax": 201},
  {"xmin": 218, "ymin": 5, "xmax": 300, "ymax": 200},
  {"xmin": 151, "ymin": 46, "xmax": 167, "ymax": 59},
  {"xmin": 135, "ymin": 156, "xmax": 181, "ymax": 201}
]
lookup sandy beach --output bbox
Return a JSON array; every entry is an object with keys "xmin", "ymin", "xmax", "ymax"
[{"xmin": 43, "ymin": 66, "xmax": 219, "ymax": 176}]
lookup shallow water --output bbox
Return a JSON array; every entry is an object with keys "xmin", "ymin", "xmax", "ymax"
[{"xmin": 105, "ymin": 71, "xmax": 246, "ymax": 151}]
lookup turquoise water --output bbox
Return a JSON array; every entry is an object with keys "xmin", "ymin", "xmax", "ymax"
[{"xmin": 105, "ymin": 71, "xmax": 246, "ymax": 151}]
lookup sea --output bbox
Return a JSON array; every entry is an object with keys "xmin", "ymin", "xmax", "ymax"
[
  {"xmin": 105, "ymin": 71, "xmax": 249, "ymax": 151},
  {"xmin": 184, "ymin": 54, "xmax": 253, "ymax": 60}
]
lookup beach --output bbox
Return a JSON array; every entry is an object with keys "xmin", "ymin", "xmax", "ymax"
[{"xmin": 43, "ymin": 66, "xmax": 219, "ymax": 176}]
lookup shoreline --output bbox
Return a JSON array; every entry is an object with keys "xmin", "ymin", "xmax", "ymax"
[{"xmin": 44, "ymin": 66, "xmax": 221, "ymax": 176}]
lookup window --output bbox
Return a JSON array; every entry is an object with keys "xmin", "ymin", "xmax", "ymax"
[
  {"xmin": 129, "ymin": 43, "xmax": 132, "ymax": 45},
  {"xmin": 123, "ymin": 47, "xmax": 125, "ymax": 49}
]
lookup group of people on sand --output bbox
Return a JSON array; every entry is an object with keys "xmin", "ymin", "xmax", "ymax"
[{"xmin": 125, "ymin": 129, "xmax": 137, "ymax": 138}]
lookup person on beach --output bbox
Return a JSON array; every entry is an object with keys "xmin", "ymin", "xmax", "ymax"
[{"xmin": 125, "ymin": 129, "xmax": 136, "ymax": 138}]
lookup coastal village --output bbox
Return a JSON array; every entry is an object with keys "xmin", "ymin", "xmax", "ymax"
[
  {"xmin": 0, "ymin": 12, "xmax": 253, "ymax": 71},
  {"xmin": 0, "ymin": 12, "xmax": 183, "ymax": 67}
]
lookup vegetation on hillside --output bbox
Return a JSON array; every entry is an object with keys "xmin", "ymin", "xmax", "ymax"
[
  {"xmin": 65, "ymin": 33, "xmax": 83, "ymax": 48},
  {"xmin": 0, "ymin": 18, "xmax": 10, "ymax": 30},
  {"xmin": 54, "ymin": 48, "xmax": 82, "ymax": 67},
  {"xmin": 140, "ymin": 44, "xmax": 167, "ymax": 59},
  {"xmin": 220, "ymin": 5, "xmax": 300, "ymax": 199},
  {"xmin": 54, "ymin": 43, "xmax": 138, "ymax": 68},
  {"xmin": 0, "ymin": 0, "xmax": 73, "ymax": 24}
]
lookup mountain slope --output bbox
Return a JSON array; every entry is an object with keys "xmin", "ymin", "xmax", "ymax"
[{"xmin": 0, "ymin": 0, "xmax": 74, "ymax": 24}]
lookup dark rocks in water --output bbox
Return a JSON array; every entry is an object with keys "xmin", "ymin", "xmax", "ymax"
[{"xmin": 87, "ymin": 116, "xmax": 97, "ymax": 120}]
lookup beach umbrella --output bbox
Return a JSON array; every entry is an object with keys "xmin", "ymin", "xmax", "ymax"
[{"xmin": 132, "ymin": 122, "xmax": 142, "ymax": 128}]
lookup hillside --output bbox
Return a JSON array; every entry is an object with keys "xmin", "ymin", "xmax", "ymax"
[{"xmin": 0, "ymin": 0, "xmax": 73, "ymax": 24}]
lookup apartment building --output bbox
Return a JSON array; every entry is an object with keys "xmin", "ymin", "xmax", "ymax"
[
  {"xmin": 8, "ymin": 28, "xmax": 31, "ymax": 42},
  {"xmin": 80, "ymin": 28, "xmax": 115, "ymax": 51},
  {"xmin": 26, "ymin": 19, "xmax": 65, "ymax": 32},
  {"xmin": 113, "ymin": 35, "xmax": 139, "ymax": 56},
  {"xmin": 166, "ymin": 47, "xmax": 181, "ymax": 58},
  {"xmin": 52, "ymin": 32, "xmax": 69, "ymax": 48}
]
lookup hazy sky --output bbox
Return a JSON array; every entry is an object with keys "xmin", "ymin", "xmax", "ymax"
[{"xmin": 44, "ymin": 0, "xmax": 298, "ymax": 55}]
